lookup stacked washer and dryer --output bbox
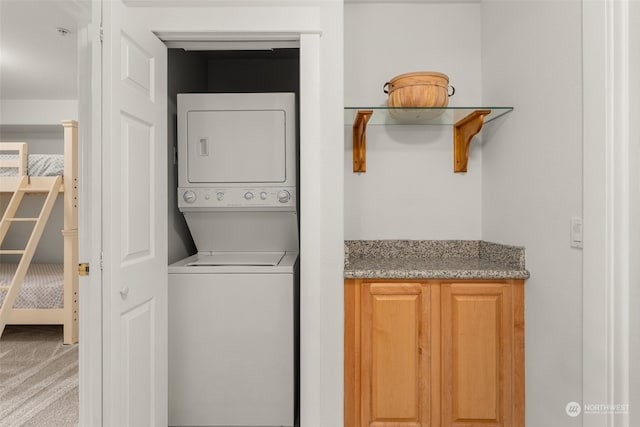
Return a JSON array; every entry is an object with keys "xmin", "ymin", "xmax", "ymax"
[{"xmin": 169, "ymin": 93, "xmax": 298, "ymax": 427}]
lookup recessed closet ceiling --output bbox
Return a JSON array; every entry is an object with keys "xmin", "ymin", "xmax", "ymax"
[{"xmin": 0, "ymin": 0, "xmax": 86, "ymax": 100}]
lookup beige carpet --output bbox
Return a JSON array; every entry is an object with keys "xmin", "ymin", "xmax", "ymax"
[{"xmin": 0, "ymin": 325, "xmax": 78, "ymax": 427}]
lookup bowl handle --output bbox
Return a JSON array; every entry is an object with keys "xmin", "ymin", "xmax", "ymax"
[
  {"xmin": 383, "ymin": 82, "xmax": 390, "ymax": 94},
  {"xmin": 448, "ymin": 85, "xmax": 456, "ymax": 97}
]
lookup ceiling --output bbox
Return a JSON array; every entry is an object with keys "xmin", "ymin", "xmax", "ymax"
[{"xmin": 0, "ymin": 0, "xmax": 88, "ymax": 100}]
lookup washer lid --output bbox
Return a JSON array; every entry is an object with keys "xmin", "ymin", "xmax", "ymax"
[{"xmin": 186, "ymin": 252, "xmax": 285, "ymax": 267}]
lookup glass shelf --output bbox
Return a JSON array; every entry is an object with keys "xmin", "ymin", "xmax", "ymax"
[
  {"xmin": 344, "ymin": 106, "xmax": 513, "ymax": 126},
  {"xmin": 345, "ymin": 106, "xmax": 514, "ymax": 173}
]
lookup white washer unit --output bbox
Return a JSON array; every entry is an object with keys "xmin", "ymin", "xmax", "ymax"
[{"xmin": 169, "ymin": 93, "xmax": 297, "ymax": 427}]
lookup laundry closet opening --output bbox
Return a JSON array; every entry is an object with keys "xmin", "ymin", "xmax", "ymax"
[
  {"xmin": 166, "ymin": 44, "xmax": 301, "ymax": 427},
  {"xmin": 167, "ymin": 46, "xmax": 300, "ymax": 262}
]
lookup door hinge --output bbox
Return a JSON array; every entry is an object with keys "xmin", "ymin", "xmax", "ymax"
[
  {"xmin": 78, "ymin": 263, "xmax": 90, "ymax": 276},
  {"xmin": 99, "ymin": 26, "xmax": 103, "ymax": 43}
]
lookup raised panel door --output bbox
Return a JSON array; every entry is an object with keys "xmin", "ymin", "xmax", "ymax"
[
  {"xmin": 101, "ymin": 1, "xmax": 167, "ymax": 425},
  {"xmin": 361, "ymin": 282, "xmax": 430, "ymax": 427},
  {"xmin": 440, "ymin": 283, "xmax": 512, "ymax": 427}
]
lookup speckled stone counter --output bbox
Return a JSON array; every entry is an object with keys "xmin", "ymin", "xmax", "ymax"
[{"xmin": 344, "ymin": 240, "xmax": 529, "ymax": 280}]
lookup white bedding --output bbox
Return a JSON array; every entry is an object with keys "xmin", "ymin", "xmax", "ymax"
[
  {"xmin": 0, "ymin": 154, "xmax": 64, "ymax": 176},
  {"xmin": 0, "ymin": 264, "xmax": 63, "ymax": 309}
]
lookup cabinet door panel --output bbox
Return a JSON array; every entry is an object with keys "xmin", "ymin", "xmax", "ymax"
[
  {"xmin": 441, "ymin": 283, "xmax": 512, "ymax": 427},
  {"xmin": 362, "ymin": 283, "xmax": 430, "ymax": 427}
]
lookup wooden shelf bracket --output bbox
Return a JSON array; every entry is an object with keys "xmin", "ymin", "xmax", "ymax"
[
  {"xmin": 453, "ymin": 109, "xmax": 491, "ymax": 173},
  {"xmin": 350, "ymin": 108, "xmax": 498, "ymax": 173},
  {"xmin": 352, "ymin": 110, "xmax": 373, "ymax": 173}
]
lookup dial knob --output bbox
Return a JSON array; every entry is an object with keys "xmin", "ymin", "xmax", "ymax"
[
  {"xmin": 216, "ymin": 192, "xmax": 225, "ymax": 201},
  {"xmin": 244, "ymin": 191, "xmax": 254, "ymax": 200},
  {"xmin": 260, "ymin": 192, "xmax": 268, "ymax": 200},
  {"xmin": 277, "ymin": 190, "xmax": 291, "ymax": 203},
  {"xmin": 183, "ymin": 190, "xmax": 197, "ymax": 204}
]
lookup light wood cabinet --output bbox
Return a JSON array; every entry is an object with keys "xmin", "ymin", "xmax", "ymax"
[
  {"xmin": 361, "ymin": 282, "xmax": 429, "ymax": 426},
  {"xmin": 345, "ymin": 279, "xmax": 524, "ymax": 427}
]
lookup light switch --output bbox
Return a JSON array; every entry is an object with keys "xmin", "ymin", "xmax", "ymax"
[{"xmin": 570, "ymin": 217, "xmax": 583, "ymax": 249}]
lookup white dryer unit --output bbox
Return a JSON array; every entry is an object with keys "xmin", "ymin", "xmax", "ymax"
[
  {"xmin": 177, "ymin": 92, "xmax": 296, "ymax": 201},
  {"xmin": 169, "ymin": 93, "xmax": 298, "ymax": 427}
]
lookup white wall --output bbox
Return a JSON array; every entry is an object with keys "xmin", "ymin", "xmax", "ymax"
[
  {"xmin": 344, "ymin": 2, "xmax": 483, "ymax": 240},
  {"xmin": 0, "ymin": 100, "xmax": 77, "ymax": 125},
  {"xmin": 481, "ymin": 2, "xmax": 583, "ymax": 426}
]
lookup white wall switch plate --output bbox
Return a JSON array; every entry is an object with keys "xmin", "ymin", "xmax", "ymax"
[{"xmin": 570, "ymin": 216, "xmax": 583, "ymax": 248}]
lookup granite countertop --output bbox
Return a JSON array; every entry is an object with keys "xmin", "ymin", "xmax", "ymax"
[{"xmin": 344, "ymin": 240, "xmax": 530, "ymax": 280}]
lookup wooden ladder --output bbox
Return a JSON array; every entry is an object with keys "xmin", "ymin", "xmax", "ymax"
[{"xmin": 0, "ymin": 175, "xmax": 62, "ymax": 338}]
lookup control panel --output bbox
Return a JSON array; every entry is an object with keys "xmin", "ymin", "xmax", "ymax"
[{"xmin": 178, "ymin": 187, "xmax": 296, "ymax": 209}]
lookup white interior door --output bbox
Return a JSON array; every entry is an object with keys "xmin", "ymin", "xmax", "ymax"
[{"xmin": 101, "ymin": 0, "xmax": 167, "ymax": 425}]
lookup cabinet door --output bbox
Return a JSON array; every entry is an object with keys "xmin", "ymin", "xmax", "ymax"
[
  {"xmin": 441, "ymin": 283, "xmax": 512, "ymax": 427},
  {"xmin": 361, "ymin": 282, "xmax": 430, "ymax": 427}
]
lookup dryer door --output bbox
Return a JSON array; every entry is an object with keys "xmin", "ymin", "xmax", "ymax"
[{"xmin": 187, "ymin": 109, "xmax": 286, "ymax": 184}]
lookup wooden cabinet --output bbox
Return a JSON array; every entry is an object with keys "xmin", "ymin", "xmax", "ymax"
[
  {"xmin": 361, "ymin": 282, "xmax": 429, "ymax": 426},
  {"xmin": 345, "ymin": 280, "xmax": 524, "ymax": 427}
]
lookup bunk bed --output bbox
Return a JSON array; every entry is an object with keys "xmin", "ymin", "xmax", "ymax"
[{"xmin": 0, "ymin": 120, "xmax": 78, "ymax": 344}]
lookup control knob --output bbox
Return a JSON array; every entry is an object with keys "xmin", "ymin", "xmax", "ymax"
[
  {"xmin": 244, "ymin": 191, "xmax": 254, "ymax": 200},
  {"xmin": 277, "ymin": 190, "xmax": 291, "ymax": 203},
  {"xmin": 183, "ymin": 190, "xmax": 197, "ymax": 204}
]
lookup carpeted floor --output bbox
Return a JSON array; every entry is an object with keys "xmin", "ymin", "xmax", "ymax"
[{"xmin": 0, "ymin": 325, "xmax": 78, "ymax": 427}]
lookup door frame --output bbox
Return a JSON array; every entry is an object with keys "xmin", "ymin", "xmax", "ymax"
[
  {"xmin": 582, "ymin": 1, "xmax": 636, "ymax": 426},
  {"xmin": 77, "ymin": 3, "xmax": 104, "ymax": 424}
]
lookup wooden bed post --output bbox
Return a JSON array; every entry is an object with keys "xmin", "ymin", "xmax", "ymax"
[{"xmin": 62, "ymin": 120, "xmax": 79, "ymax": 344}]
